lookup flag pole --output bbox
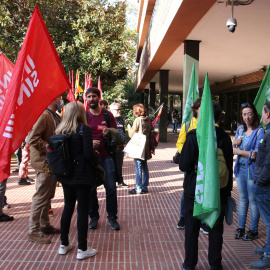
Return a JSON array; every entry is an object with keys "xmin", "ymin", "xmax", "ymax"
[{"xmin": 149, "ymin": 103, "xmax": 164, "ymax": 119}]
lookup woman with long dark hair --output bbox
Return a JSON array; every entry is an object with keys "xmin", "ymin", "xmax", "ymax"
[
  {"xmin": 54, "ymin": 102, "xmax": 97, "ymax": 259},
  {"xmin": 233, "ymin": 102, "xmax": 265, "ymax": 241}
]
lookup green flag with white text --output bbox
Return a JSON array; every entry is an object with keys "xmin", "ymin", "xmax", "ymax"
[
  {"xmin": 181, "ymin": 62, "xmax": 199, "ymax": 126},
  {"xmin": 194, "ymin": 72, "xmax": 220, "ymax": 229},
  {"xmin": 254, "ymin": 65, "xmax": 270, "ymax": 117}
]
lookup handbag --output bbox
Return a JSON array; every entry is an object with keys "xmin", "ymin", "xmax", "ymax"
[
  {"xmin": 124, "ymin": 118, "xmax": 146, "ymax": 160},
  {"xmin": 92, "ymin": 162, "xmax": 105, "ymax": 187},
  {"xmin": 149, "ymin": 125, "xmax": 159, "ymax": 155}
]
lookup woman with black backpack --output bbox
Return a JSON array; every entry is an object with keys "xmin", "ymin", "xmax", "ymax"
[{"xmin": 54, "ymin": 101, "xmax": 98, "ymax": 260}]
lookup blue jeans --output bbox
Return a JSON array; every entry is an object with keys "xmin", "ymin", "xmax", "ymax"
[
  {"xmin": 89, "ymin": 157, "xmax": 118, "ymax": 219},
  {"xmin": 254, "ymin": 184, "xmax": 270, "ymax": 254},
  {"xmin": 173, "ymin": 123, "xmax": 178, "ymax": 132},
  {"xmin": 134, "ymin": 159, "xmax": 149, "ymax": 192},
  {"xmin": 236, "ymin": 165, "xmax": 260, "ymax": 231}
]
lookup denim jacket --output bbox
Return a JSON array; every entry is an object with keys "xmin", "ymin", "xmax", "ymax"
[{"xmin": 234, "ymin": 125, "xmax": 265, "ymax": 180}]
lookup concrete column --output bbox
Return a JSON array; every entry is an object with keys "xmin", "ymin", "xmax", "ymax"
[
  {"xmin": 144, "ymin": 89, "xmax": 149, "ymax": 113},
  {"xmin": 180, "ymin": 93, "xmax": 183, "ymax": 123},
  {"xmin": 159, "ymin": 70, "xmax": 169, "ymax": 142},
  {"xmin": 169, "ymin": 95, "xmax": 174, "ymax": 112},
  {"xmin": 149, "ymin": 82, "xmax": 156, "ymax": 117},
  {"xmin": 140, "ymin": 93, "xmax": 144, "ymax": 104},
  {"xmin": 183, "ymin": 40, "xmax": 200, "ymax": 119}
]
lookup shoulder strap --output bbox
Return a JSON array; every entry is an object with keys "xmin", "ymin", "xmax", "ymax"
[
  {"xmin": 256, "ymin": 127, "xmax": 263, "ymax": 137},
  {"xmin": 79, "ymin": 125, "xmax": 84, "ymax": 136},
  {"xmin": 86, "ymin": 111, "xmax": 89, "ymax": 123},
  {"xmin": 239, "ymin": 125, "xmax": 244, "ymax": 136},
  {"xmin": 102, "ymin": 109, "xmax": 111, "ymax": 128}
]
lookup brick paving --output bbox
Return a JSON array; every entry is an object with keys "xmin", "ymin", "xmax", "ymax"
[{"xmin": 0, "ymin": 130, "xmax": 266, "ymax": 270}]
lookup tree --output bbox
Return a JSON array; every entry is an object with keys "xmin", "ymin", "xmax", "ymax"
[
  {"xmin": 0, "ymin": 0, "xmax": 134, "ymax": 90},
  {"xmin": 0, "ymin": 0, "xmax": 79, "ymax": 62}
]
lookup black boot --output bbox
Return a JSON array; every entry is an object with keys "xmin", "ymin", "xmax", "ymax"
[{"xmin": 18, "ymin": 178, "xmax": 31, "ymax": 185}]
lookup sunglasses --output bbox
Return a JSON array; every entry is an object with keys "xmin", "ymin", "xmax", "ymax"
[
  {"xmin": 113, "ymin": 109, "xmax": 121, "ymax": 112},
  {"xmin": 241, "ymin": 102, "xmax": 252, "ymax": 108}
]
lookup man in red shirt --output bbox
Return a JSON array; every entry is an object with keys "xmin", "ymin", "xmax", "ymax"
[{"xmin": 86, "ymin": 87, "xmax": 120, "ymax": 230}]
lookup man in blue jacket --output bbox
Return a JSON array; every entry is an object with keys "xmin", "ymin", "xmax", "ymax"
[{"xmin": 251, "ymin": 102, "xmax": 270, "ymax": 269}]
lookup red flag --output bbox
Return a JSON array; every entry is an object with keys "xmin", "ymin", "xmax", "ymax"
[
  {"xmin": 83, "ymin": 73, "xmax": 92, "ymax": 110},
  {"xmin": 0, "ymin": 53, "xmax": 14, "ymax": 112},
  {"xmin": 67, "ymin": 70, "xmax": 75, "ymax": 102},
  {"xmin": 98, "ymin": 76, "xmax": 103, "ymax": 101},
  {"xmin": 84, "ymin": 72, "xmax": 92, "ymax": 91},
  {"xmin": 0, "ymin": 5, "xmax": 71, "ymax": 182},
  {"xmin": 152, "ymin": 105, "xmax": 163, "ymax": 128}
]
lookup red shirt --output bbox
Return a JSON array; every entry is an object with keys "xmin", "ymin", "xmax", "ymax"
[{"xmin": 87, "ymin": 109, "xmax": 117, "ymax": 158}]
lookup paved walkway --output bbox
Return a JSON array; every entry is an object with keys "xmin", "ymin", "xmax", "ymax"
[{"xmin": 0, "ymin": 130, "xmax": 266, "ymax": 270}]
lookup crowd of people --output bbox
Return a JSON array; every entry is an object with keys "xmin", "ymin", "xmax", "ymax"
[
  {"xmin": 175, "ymin": 99, "xmax": 270, "ymax": 270},
  {"xmin": 1, "ymin": 91, "xmax": 270, "ymax": 269}
]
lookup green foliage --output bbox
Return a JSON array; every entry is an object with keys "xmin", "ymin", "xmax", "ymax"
[
  {"xmin": 102, "ymin": 77, "xmax": 140, "ymax": 124},
  {"xmin": 0, "ymin": 0, "xmax": 137, "ymax": 89},
  {"xmin": 0, "ymin": 0, "xmax": 141, "ymax": 118}
]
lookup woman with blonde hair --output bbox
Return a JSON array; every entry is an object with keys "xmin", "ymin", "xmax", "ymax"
[
  {"xmin": 54, "ymin": 101, "xmax": 97, "ymax": 260},
  {"xmin": 128, "ymin": 103, "xmax": 152, "ymax": 195}
]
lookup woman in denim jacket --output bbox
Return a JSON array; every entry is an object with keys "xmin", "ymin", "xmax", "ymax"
[{"xmin": 233, "ymin": 103, "xmax": 265, "ymax": 241}]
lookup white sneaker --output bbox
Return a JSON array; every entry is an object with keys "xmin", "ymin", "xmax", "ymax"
[
  {"xmin": 58, "ymin": 244, "xmax": 72, "ymax": 255},
  {"xmin": 76, "ymin": 247, "xmax": 97, "ymax": 260}
]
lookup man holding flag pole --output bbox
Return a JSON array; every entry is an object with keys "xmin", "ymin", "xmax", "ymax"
[
  {"xmin": 179, "ymin": 73, "xmax": 233, "ymax": 270},
  {"xmin": 176, "ymin": 63, "xmax": 200, "ymax": 230}
]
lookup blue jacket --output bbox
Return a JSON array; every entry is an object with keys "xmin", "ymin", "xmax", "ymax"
[{"xmin": 234, "ymin": 125, "xmax": 265, "ymax": 180}]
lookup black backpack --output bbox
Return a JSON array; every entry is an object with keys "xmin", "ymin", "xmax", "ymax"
[{"xmin": 46, "ymin": 133, "xmax": 74, "ymax": 177}]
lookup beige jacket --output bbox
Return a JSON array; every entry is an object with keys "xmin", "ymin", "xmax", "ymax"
[
  {"xmin": 128, "ymin": 116, "xmax": 152, "ymax": 160},
  {"xmin": 28, "ymin": 109, "xmax": 61, "ymax": 172}
]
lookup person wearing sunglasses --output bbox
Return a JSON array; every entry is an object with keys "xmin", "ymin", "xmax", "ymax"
[
  {"xmin": 110, "ymin": 102, "xmax": 128, "ymax": 188},
  {"xmin": 233, "ymin": 102, "xmax": 265, "ymax": 241}
]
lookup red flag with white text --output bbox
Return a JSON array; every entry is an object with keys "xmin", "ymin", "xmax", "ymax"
[
  {"xmin": 0, "ymin": 53, "xmax": 14, "ymax": 111},
  {"xmin": 0, "ymin": 6, "xmax": 71, "ymax": 182}
]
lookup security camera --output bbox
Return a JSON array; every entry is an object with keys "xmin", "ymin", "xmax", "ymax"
[{"xmin": 226, "ymin": 17, "xmax": 237, "ymax": 33}]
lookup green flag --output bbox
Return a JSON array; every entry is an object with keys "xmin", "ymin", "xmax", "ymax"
[
  {"xmin": 254, "ymin": 65, "xmax": 270, "ymax": 117},
  {"xmin": 193, "ymin": 72, "xmax": 220, "ymax": 229},
  {"xmin": 181, "ymin": 62, "xmax": 199, "ymax": 126}
]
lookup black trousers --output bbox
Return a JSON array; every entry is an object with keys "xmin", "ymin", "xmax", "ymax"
[
  {"xmin": 183, "ymin": 193, "xmax": 226, "ymax": 270},
  {"xmin": 115, "ymin": 146, "xmax": 124, "ymax": 184},
  {"xmin": 61, "ymin": 184, "xmax": 91, "ymax": 251}
]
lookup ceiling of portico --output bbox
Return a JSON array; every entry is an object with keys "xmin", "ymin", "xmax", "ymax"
[{"xmin": 146, "ymin": 0, "xmax": 270, "ymax": 94}]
